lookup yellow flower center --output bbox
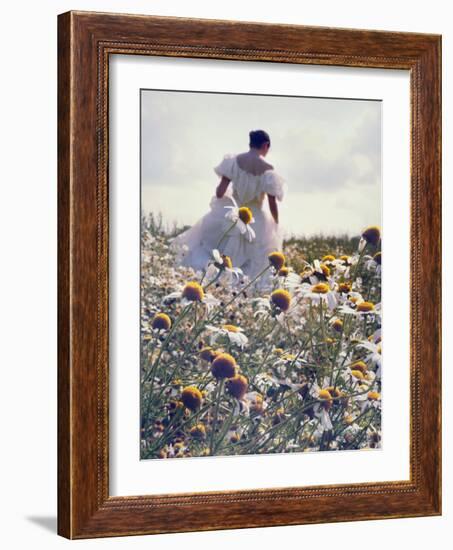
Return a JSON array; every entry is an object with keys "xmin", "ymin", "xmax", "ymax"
[
  {"xmin": 278, "ymin": 266, "xmax": 289, "ymax": 277},
  {"xmin": 326, "ymin": 386, "xmax": 342, "ymax": 398},
  {"xmin": 226, "ymin": 374, "xmax": 248, "ymax": 399},
  {"xmin": 311, "ymin": 282, "xmax": 329, "ymax": 294},
  {"xmin": 189, "ymin": 423, "xmax": 206, "ymax": 438},
  {"xmin": 270, "ymin": 289, "xmax": 292, "ymax": 311},
  {"xmin": 238, "ymin": 206, "xmax": 253, "ymax": 224},
  {"xmin": 182, "ymin": 281, "xmax": 205, "ymax": 302},
  {"xmin": 351, "ymin": 369, "xmax": 365, "ymax": 380},
  {"xmin": 338, "ymin": 282, "xmax": 351, "ymax": 293},
  {"xmin": 361, "ymin": 226, "xmax": 381, "ymax": 246},
  {"xmin": 268, "ymin": 251, "xmax": 286, "ymax": 271},
  {"xmin": 199, "ymin": 346, "xmax": 218, "ymax": 362},
  {"xmin": 357, "ymin": 301, "xmax": 375, "ymax": 312},
  {"xmin": 181, "ymin": 386, "xmax": 203, "ymax": 411},
  {"xmin": 318, "ymin": 389, "xmax": 332, "ymax": 400},
  {"xmin": 151, "ymin": 312, "xmax": 172, "ymax": 331},
  {"xmin": 322, "ymin": 254, "xmax": 336, "ymax": 262},
  {"xmin": 222, "ymin": 324, "xmax": 240, "ymax": 333},
  {"xmin": 222, "ymin": 255, "xmax": 233, "ymax": 269},
  {"xmin": 211, "ymin": 352, "xmax": 237, "ymax": 379},
  {"xmin": 332, "ymin": 319, "xmax": 343, "ymax": 332},
  {"xmin": 368, "ymin": 391, "xmax": 381, "ymax": 401},
  {"xmin": 351, "ymin": 360, "xmax": 367, "ymax": 374},
  {"xmin": 320, "ymin": 263, "xmax": 331, "ymax": 277}
]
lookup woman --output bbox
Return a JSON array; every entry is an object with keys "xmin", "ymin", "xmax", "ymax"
[{"xmin": 172, "ymin": 130, "xmax": 285, "ymax": 280}]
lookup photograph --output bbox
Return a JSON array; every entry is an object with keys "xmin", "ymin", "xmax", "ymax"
[{"xmin": 139, "ymin": 89, "xmax": 383, "ymax": 460}]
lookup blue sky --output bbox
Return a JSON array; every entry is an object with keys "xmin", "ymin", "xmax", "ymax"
[{"xmin": 141, "ymin": 90, "xmax": 381, "ymax": 237}]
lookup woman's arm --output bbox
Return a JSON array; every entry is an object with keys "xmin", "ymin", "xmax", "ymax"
[
  {"xmin": 216, "ymin": 176, "xmax": 231, "ymax": 198},
  {"xmin": 267, "ymin": 194, "xmax": 279, "ymax": 224}
]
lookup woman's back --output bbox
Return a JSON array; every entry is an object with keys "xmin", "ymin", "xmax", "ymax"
[
  {"xmin": 236, "ymin": 150, "xmax": 274, "ymax": 175},
  {"xmin": 214, "ymin": 153, "xmax": 284, "ymax": 207}
]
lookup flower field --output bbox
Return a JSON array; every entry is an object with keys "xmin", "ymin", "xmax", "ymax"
[{"xmin": 140, "ymin": 214, "xmax": 382, "ymax": 459}]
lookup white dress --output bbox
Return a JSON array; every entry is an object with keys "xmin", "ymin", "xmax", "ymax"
[{"xmin": 172, "ymin": 153, "xmax": 285, "ymax": 280}]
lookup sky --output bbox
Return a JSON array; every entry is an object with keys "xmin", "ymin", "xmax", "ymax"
[{"xmin": 141, "ymin": 89, "xmax": 381, "ymax": 237}]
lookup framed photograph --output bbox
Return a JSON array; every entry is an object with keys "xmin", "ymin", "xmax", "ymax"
[{"xmin": 58, "ymin": 11, "xmax": 441, "ymax": 538}]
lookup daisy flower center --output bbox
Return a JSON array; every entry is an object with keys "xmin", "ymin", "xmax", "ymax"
[
  {"xmin": 238, "ymin": 206, "xmax": 253, "ymax": 224},
  {"xmin": 222, "ymin": 324, "xmax": 240, "ymax": 333},
  {"xmin": 318, "ymin": 389, "xmax": 332, "ymax": 400},
  {"xmin": 356, "ymin": 301, "xmax": 375, "ymax": 312},
  {"xmin": 226, "ymin": 374, "xmax": 248, "ymax": 399},
  {"xmin": 268, "ymin": 251, "xmax": 286, "ymax": 271},
  {"xmin": 199, "ymin": 346, "xmax": 218, "ymax": 362},
  {"xmin": 338, "ymin": 282, "xmax": 351, "ymax": 293},
  {"xmin": 211, "ymin": 352, "xmax": 237, "ymax": 379},
  {"xmin": 270, "ymin": 289, "xmax": 292, "ymax": 311},
  {"xmin": 181, "ymin": 386, "xmax": 203, "ymax": 411},
  {"xmin": 361, "ymin": 226, "xmax": 381, "ymax": 246},
  {"xmin": 222, "ymin": 255, "xmax": 233, "ymax": 269},
  {"xmin": 182, "ymin": 281, "xmax": 205, "ymax": 302},
  {"xmin": 351, "ymin": 360, "xmax": 367, "ymax": 373},
  {"xmin": 311, "ymin": 282, "xmax": 329, "ymax": 294},
  {"xmin": 151, "ymin": 312, "xmax": 172, "ymax": 331}
]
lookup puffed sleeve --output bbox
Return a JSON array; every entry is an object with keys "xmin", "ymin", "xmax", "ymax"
[
  {"xmin": 213, "ymin": 154, "xmax": 236, "ymax": 180},
  {"xmin": 262, "ymin": 170, "xmax": 285, "ymax": 201}
]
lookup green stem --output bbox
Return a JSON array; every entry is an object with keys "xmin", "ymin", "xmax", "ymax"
[
  {"xmin": 210, "ymin": 379, "xmax": 224, "ymax": 455},
  {"xmin": 217, "ymin": 220, "xmax": 237, "ymax": 250}
]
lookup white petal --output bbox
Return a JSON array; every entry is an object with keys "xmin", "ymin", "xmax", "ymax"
[{"xmin": 212, "ymin": 249, "xmax": 222, "ymax": 262}]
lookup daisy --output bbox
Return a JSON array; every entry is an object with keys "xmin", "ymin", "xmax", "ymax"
[
  {"xmin": 224, "ymin": 202, "xmax": 256, "ymax": 243},
  {"xmin": 163, "ymin": 281, "xmax": 220, "ymax": 312},
  {"xmin": 359, "ymin": 226, "xmax": 381, "ymax": 252},
  {"xmin": 204, "ymin": 249, "xmax": 244, "ymax": 285},
  {"xmin": 305, "ymin": 281, "xmax": 338, "ymax": 311},
  {"xmin": 355, "ymin": 386, "xmax": 382, "ymax": 413},
  {"xmin": 233, "ymin": 391, "xmax": 268, "ymax": 417},
  {"xmin": 357, "ymin": 338, "xmax": 382, "ymax": 377},
  {"xmin": 205, "ymin": 323, "xmax": 249, "ymax": 348},
  {"xmin": 299, "ymin": 259, "xmax": 329, "ymax": 285},
  {"xmin": 330, "ymin": 255, "xmax": 359, "ymax": 278},
  {"xmin": 338, "ymin": 299, "xmax": 382, "ymax": 319}
]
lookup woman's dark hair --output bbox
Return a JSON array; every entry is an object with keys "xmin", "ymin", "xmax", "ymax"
[{"xmin": 249, "ymin": 129, "xmax": 270, "ymax": 149}]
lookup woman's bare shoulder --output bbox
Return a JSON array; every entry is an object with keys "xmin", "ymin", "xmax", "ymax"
[{"xmin": 236, "ymin": 151, "xmax": 274, "ymax": 175}]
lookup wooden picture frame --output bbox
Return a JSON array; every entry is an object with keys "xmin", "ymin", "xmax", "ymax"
[{"xmin": 58, "ymin": 10, "xmax": 441, "ymax": 539}]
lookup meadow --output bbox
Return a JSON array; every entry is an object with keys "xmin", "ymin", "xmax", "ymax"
[{"xmin": 140, "ymin": 212, "xmax": 382, "ymax": 459}]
